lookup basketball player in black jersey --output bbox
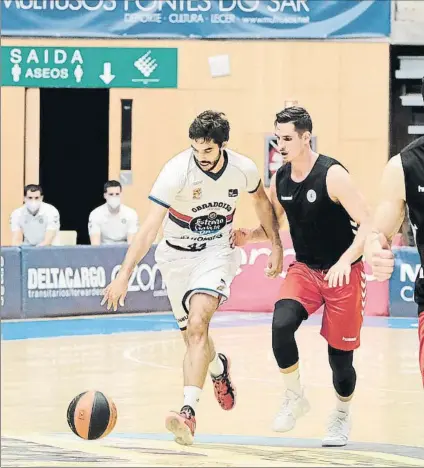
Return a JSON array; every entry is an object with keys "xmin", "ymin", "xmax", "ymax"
[
  {"xmin": 365, "ymin": 78, "xmax": 424, "ymax": 388},
  {"xmin": 233, "ymin": 107, "xmax": 371, "ymax": 446}
]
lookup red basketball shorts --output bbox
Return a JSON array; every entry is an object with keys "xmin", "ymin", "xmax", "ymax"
[{"xmin": 279, "ymin": 261, "xmax": 366, "ymax": 351}]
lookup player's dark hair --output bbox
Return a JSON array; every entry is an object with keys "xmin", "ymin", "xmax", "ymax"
[
  {"xmin": 189, "ymin": 110, "xmax": 230, "ymax": 148},
  {"xmin": 104, "ymin": 180, "xmax": 122, "ymax": 193},
  {"xmin": 275, "ymin": 106, "xmax": 313, "ymax": 135},
  {"xmin": 24, "ymin": 184, "xmax": 43, "ymax": 196}
]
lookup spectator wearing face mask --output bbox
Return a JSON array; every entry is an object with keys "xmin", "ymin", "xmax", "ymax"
[
  {"xmin": 9, "ymin": 184, "xmax": 61, "ymax": 246},
  {"xmin": 88, "ymin": 180, "xmax": 139, "ymax": 245}
]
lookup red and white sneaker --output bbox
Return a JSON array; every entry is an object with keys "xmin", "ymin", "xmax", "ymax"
[
  {"xmin": 211, "ymin": 353, "xmax": 236, "ymax": 411},
  {"xmin": 165, "ymin": 405, "xmax": 196, "ymax": 446}
]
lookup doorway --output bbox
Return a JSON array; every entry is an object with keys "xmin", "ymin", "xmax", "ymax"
[{"xmin": 39, "ymin": 88, "xmax": 109, "ymax": 244}]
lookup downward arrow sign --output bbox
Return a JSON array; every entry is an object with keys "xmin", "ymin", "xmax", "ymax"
[{"xmin": 100, "ymin": 62, "xmax": 115, "ymax": 84}]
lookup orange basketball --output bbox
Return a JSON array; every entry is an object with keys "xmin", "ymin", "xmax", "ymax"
[{"xmin": 67, "ymin": 390, "xmax": 117, "ymax": 440}]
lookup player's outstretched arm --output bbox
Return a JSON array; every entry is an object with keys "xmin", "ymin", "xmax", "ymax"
[
  {"xmin": 366, "ymin": 155, "xmax": 406, "ymax": 246},
  {"xmin": 118, "ymin": 202, "xmax": 167, "ymax": 278},
  {"xmin": 250, "ymin": 181, "xmax": 283, "ymax": 247},
  {"xmin": 101, "ymin": 201, "xmax": 168, "ymax": 311},
  {"xmin": 364, "ymin": 155, "xmax": 406, "ymax": 281},
  {"xmin": 328, "ymin": 165, "xmax": 371, "ymax": 262},
  {"xmin": 325, "ymin": 165, "xmax": 371, "ymax": 287},
  {"xmin": 246, "ymin": 178, "xmax": 284, "ymax": 278},
  {"xmin": 233, "ymin": 173, "xmax": 286, "ymax": 245}
]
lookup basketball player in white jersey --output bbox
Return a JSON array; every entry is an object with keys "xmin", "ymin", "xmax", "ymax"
[
  {"xmin": 10, "ymin": 184, "xmax": 60, "ymax": 246},
  {"xmin": 88, "ymin": 180, "xmax": 139, "ymax": 245},
  {"xmin": 102, "ymin": 110, "xmax": 283, "ymax": 445}
]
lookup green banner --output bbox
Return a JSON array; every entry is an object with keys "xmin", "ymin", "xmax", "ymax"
[{"xmin": 1, "ymin": 46, "xmax": 178, "ymax": 88}]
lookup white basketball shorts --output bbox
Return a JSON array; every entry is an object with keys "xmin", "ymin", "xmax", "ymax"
[{"xmin": 155, "ymin": 240, "xmax": 242, "ymax": 330}]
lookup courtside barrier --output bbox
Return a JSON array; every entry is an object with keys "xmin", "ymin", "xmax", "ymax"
[
  {"xmin": 20, "ymin": 245, "xmax": 170, "ymax": 319},
  {"xmin": 1, "ymin": 238, "xmax": 400, "ymax": 320},
  {"xmin": 1, "ymin": 247, "xmax": 22, "ymax": 320},
  {"xmin": 221, "ymin": 233, "xmax": 389, "ymax": 316},
  {"xmin": 389, "ymin": 247, "xmax": 422, "ymax": 317}
]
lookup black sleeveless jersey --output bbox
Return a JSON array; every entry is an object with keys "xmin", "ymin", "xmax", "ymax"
[
  {"xmin": 400, "ymin": 136, "xmax": 424, "ymax": 306},
  {"xmin": 275, "ymin": 154, "xmax": 358, "ymax": 270}
]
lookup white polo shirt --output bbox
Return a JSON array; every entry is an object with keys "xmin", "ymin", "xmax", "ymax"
[
  {"xmin": 10, "ymin": 202, "xmax": 61, "ymax": 246},
  {"xmin": 88, "ymin": 203, "xmax": 139, "ymax": 244}
]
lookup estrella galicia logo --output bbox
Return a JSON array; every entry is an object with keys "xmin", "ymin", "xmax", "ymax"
[
  {"xmin": 189, "ymin": 212, "xmax": 227, "ymax": 235},
  {"xmin": 228, "ymin": 189, "xmax": 238, "ymax": 197}
]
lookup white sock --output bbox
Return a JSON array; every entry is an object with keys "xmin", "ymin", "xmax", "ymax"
[
  {"xmin": 336, "ymin": 396, "xmax": 351, "ymax": 415},
  {"xmin": 183, "ymin": 386, "xmax": 202, "ymax": 412},
  {"xmin": 209, "ymin": 352, "xmax": 224, "ymax": 377},
  {"xmin": 281, "ymin": 367, "xmax": 302, "ymax": 395}
]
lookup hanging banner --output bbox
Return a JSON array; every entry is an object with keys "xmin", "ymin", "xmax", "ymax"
[{"xmin": 1, "ymin": 0, "xmax": 391, "ymax": 39}]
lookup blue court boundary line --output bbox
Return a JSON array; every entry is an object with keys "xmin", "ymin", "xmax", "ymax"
[{"xmin": 1, "ymin": 313, "xmax": 418, "ymax": 341}]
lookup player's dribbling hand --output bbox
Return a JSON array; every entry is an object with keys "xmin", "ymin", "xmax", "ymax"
[
  {"xmin": 230, "ymin": 228, "xmax": 251, "ymax": 248},
  {"xmin": 324, "ymin": 258, "xmax": 352, "ymax": 288},
  {"xmin": 265, "ymin": 245, "xmax": 283, "ymax": 279},
  {"xmin": 369, "ymin": 233, "xmax": 395, "ymax": 282},
  {"xmin": 101, "ymin": 276, "xmax": 129, "ymax": 312}
]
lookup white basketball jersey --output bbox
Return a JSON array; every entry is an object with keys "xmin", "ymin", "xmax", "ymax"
[{"xmin": 149, "ymin": 148, "xmax": 261, "ymax": 250}]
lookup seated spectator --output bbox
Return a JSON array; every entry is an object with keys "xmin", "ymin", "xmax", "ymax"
[
  {"xmin": 10, "ymin": 184, "xmax": 60, "ymax": 246},
  {"xmin": 88, "ymin": 180, "xmax": 139, "ymax": 245}
]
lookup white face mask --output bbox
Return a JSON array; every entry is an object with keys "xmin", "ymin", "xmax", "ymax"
[
  {"xmin": 107, "ymin": 196, "xmax": 121, "ymax": 209},
  {"xmin": 26, "ymin": 200, "xmax": 41, "ymax": 213}
]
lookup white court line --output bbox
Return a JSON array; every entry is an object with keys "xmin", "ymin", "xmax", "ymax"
[{"xmin": 122, "ymin": 333, "xmax": 422, "ymax": 395}]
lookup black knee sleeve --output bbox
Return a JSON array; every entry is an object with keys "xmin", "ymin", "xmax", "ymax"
[
  {"xmin": 272, "ymin": 299, "xmax": 307, "ymax": 369},
  {"xmin": 328, "ymin": 345, "xmax": 356, "ymax": 397}
]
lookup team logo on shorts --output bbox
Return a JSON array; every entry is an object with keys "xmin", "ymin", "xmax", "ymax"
[
  {"xmin": 193, "ymin": 187, "xmax": 202, "ymax": 200},
  {"xmin": 307, "ymin": 189, "xmax": 317, "ymax": 203}
]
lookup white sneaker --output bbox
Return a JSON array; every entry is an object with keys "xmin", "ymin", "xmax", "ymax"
[
  {"xmin": 322, "ymin": 410, "xmax": 351, "ymax": 447},
  {"xmin": 272, "ymin": 389, "xmax": 311, "ymax": 432}
]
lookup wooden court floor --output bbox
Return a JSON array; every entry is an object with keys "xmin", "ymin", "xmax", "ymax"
[{"xmin": 1, "ymin": 312, "xmax": 423, "ymax": 467}]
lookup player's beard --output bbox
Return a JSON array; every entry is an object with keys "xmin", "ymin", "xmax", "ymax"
[{"xmin": 201, "ymin": 149, "xmax": 223, "ymax": 173}]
